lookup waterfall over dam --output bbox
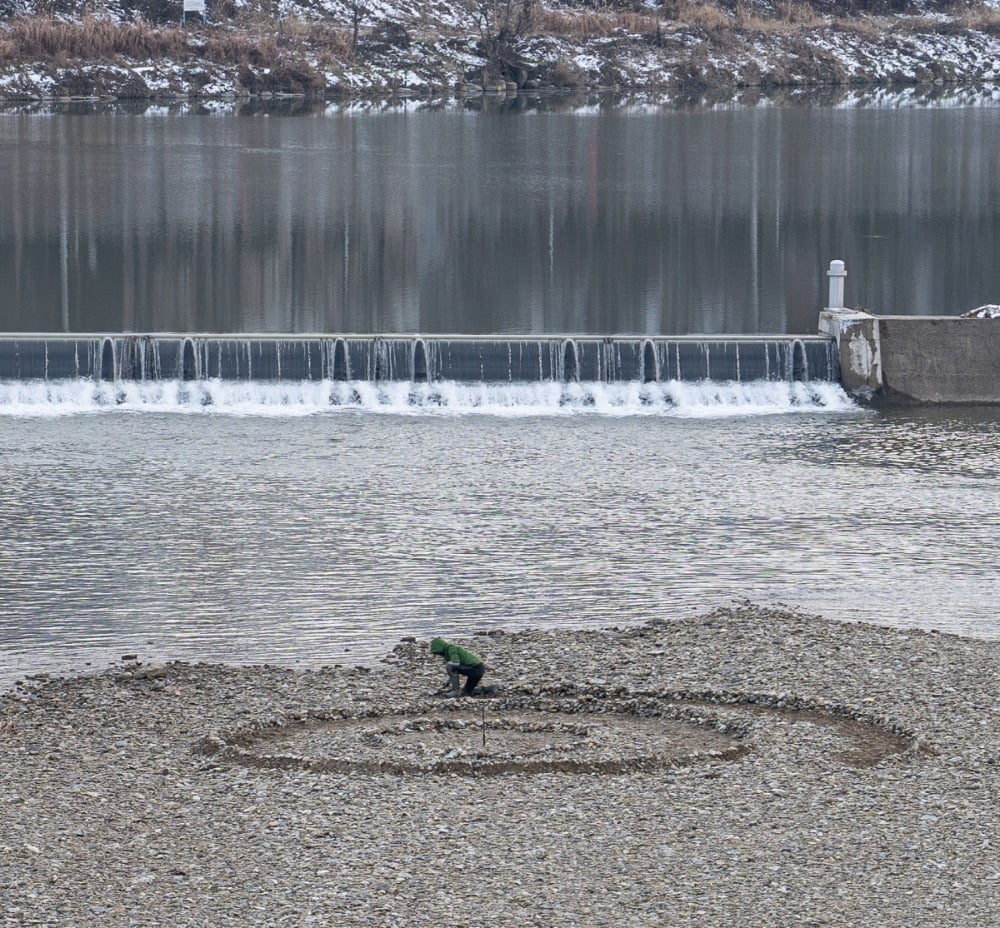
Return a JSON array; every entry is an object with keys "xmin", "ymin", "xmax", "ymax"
[{"xmin": 0, "ymin": 335, "xmax": 839, "ymax": 385}]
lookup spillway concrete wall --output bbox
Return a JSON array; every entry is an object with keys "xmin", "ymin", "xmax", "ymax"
[
  {"xmin": 819, "ymin": 311, "xmax": 1000, "ymax": 404},
  {"xmin": 0, "ymin": 334, "xmax": 840, "ymax": 385}
]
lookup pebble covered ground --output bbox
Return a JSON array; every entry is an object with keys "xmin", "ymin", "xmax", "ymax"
[{"xmin": 2, "ymin": 603, "xmax": 998, "ymax": 927}]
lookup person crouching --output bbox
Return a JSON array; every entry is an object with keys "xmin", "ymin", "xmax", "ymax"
[{"xmin": 429, "ymin": 637, "xmax": 486, "ymax": 697}]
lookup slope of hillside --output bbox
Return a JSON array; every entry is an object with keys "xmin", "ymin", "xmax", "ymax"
[{"xmin": 2, "ymin": 0, "xmax": 1000, "ymax": 100}]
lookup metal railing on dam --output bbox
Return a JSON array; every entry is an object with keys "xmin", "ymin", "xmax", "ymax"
[{"xmin": 0, "ymin": 334, "xmax": 840, "ymax": 384}]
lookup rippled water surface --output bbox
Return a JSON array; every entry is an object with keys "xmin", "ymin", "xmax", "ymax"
[{"xmin": 2, "ymin": 401, "xmax": 998, "ymax": 689}]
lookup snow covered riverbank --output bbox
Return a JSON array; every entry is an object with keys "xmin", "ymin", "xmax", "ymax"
[{"xmin": 2, "ymin": 0, "xmax": 1000, "ymax": 102}]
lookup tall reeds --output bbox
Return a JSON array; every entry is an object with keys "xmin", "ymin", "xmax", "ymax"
[
  {"xmin": 0, "ymin": 15, "xmax": 352, "ymax": 67},
  {"xmin": 2, "ymin": 16, "xmax": 185, "ymax": 60}
]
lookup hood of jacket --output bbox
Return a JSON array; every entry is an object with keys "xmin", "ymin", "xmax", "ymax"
[{"xmin": 430, "ymin": 637, "xmax": 447, "ymax": 655}]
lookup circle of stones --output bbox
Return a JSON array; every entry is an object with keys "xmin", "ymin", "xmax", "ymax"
[{"xmin": 196, "ymin": 695, "xmax": 746, "ymax": 777}]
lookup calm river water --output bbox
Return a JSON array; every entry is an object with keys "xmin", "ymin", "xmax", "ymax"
[
  {"xmin": 3, "ymin": 97, "xmax": 1000, "ymax": 335},
  {"xmin": 2, "ymin": 99, "xmax": 999, "ymax": 690}
]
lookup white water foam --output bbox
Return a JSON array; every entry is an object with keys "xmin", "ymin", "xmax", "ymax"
[{"xmin": 0, "ymin": 378, "xmax": 859, "ymax": 418}]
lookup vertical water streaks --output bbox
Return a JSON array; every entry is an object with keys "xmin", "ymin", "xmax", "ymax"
[
  {"xmin": 112, "ymin": 336, "xmax": 158, "ymax": 381},
  {"xmin": 182, "ymin": 339, "xmax": 197, "ymax": 381},
  {"xmin": 602, "ymin": 339, "xmax": 619, "ymax": 382},
  {"xmin": 332, "ymin": 338, "xmax": 350, "ymax": 382},
  {"xmin": 574, "ymin": 338, "xmax": 638, "ymax": 382},
  {"xmin": 674, "ymin": 341, "xmax": 708, "ymax": 381},
  {"xmin": 412, "ymin": 339, "xmax": 429, "ymax": 383},
  {"xmin": 792, "ymin": 340, "xmax": 807, "ymax": 382},
  {"xmin": 372, "ymin": 337, "xmax": 388, "ymax": 381},
  {"xmin": 562, "ymin": 339, "xmax": 579, "ymax": 383},
  {"xmin": 642, "ymin": 340, "xmax": 658, "ymax": 383},
  {"xmin": 119, "ymin": 337, "xmax": 136, "ymax": 381},
  {"xmin": 0, "ymin": 335, "xmax": 841, "ymax": 384},
  {"xmin": 100, "ymin": 338, "xmax": 115, "ymax": 382},
  {"xmin": 148, "ymin": 338, "xmax": 162, "ymax": 381}
]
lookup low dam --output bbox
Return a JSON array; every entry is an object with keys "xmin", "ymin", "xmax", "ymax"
[
  {"xmin": 5, "ymin": 265, "xmax": 994, "ymax": 405},
  {"xmin": 0, "ymin": 334, "xmax": 839, "ymax": 386}
]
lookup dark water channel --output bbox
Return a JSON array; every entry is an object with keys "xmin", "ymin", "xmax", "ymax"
[{"xmin": 2, "ymin": 98, "xmax": 1000, "ymax": 336}]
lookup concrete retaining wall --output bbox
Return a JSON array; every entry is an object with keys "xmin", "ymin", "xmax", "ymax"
[{"xmin": 819, "ymin": 311, "xmax": 1000, "ymax": 404}]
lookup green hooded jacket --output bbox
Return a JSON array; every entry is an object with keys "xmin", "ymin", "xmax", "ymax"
[{"xmin": 430, "ymin": 637, "xmax": 483, "ymax": 667}]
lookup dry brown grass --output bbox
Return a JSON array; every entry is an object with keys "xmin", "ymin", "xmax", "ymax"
[
  {"xmin": 835, "ymin": 13, "xmax": 885, "ymax": 39},
  {"xmin": 953, "ymin": 4, "xmax": 1000, "ymax": 34},
  {"xmin": 532, "ymin": 9, "xmax": 614, "ymax": 38},
  {"xmin": 671, "ymin": 2, "xmax": 733, "ymax": 30},
  {"xmin": 275, "ymin": 15, "xmax": 325, "ymax": 38},
  {"xmin": 0, "ymin": 15, "xmax": 353, "ymax": 67},
  {"xmin": 737, "ymin": 0, "xmax": 822, "ymax": 30},
  {"xmin": 2, "ymin": 16, "xmax": 187, "ymax": 60},
  {"xmin": 616, "ymin": 11, "xmax": 664, "ymax": 33},
  {"xmin": 533, "ymin": 8, "xmax": 660, "ymax": 38},
  {"xmin": 202, "ymin": 26, "xmax": 351, "ymax": 69},
  {"xmin": 531, "ymin": 0, "xmax": 830, "ymax": 45},
  {"xmin": 657, "ymin": 0, "xmax": 825, "ymax": 37},
  {"xmin": 291, "ymin": 22, "xmax": 354, "ymax": 61},
  {"xmin": 201, "ymin": 30, "xmax": 281, "ymax": 66},
  {"xmin": 547, "ymin": 57, "xmax": 587, "ymax": 85}
]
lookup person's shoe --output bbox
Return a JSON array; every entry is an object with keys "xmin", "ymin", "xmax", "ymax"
[{"xmin": 444, "ymin": 690, "xmax": 462, "ymax": 698}]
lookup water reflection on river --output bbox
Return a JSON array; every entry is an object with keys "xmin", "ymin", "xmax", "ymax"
[{"xmin": 2, "ymin": 94, "xmax": 1000, "ymax": 336}]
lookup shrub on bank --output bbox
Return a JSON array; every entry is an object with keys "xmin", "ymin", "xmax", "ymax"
[{"xmin": 237, "ymin": 60, "xmax": 326, "ymax": 92}]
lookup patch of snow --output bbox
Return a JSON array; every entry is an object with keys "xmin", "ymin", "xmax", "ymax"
[{"xmin": 961, "ymin": 304, "xmax": 1000, "ymax": 319}]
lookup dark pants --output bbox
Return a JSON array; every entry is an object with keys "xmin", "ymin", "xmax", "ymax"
[{"xmin": 458, "ymin": 662, "xmax": 485, "ymax": 694}]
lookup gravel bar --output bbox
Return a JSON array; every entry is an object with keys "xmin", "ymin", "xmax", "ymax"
[{"xmin": 2, "ymin": 603, "xmax": 998, "ymax": 927}]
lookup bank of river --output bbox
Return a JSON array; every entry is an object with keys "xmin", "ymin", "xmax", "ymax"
[
  {"xmin": 3, "ymin": 604, "xmax": 997, "ymax": 926},
  {"xmin": 2, "ymin": 1, "xmax": 1000, "ymax": 101}
]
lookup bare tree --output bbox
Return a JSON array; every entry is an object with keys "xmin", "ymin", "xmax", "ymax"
[
  {"xmin": 346, "ymin": 0, "xmax": 370, "ymax": 54},
  {"xmin": 469, "ymin": 0, "xmax": 535, "ymax": 80}
]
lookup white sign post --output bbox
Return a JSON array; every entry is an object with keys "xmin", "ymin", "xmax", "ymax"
[{"xmin": 826, "ymin": 259, "xmax": 847, "ymax": 312}]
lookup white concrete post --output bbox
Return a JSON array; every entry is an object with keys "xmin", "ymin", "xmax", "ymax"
[{"xmin": 827, "ymin": 260, "xmax": 846, "ymax": 311}]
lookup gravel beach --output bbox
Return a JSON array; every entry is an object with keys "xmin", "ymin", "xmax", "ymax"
[{"xmin": 2, "ymin": 604, "xmax": 998, "ymax": 927}]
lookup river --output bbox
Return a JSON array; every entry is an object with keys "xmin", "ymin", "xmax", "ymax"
[
  {"xmin": 1, "ymin": 98, "xmax": 999, "ymax": 690},
  {"xmin": 3, "ymin": 98, "xmax": 1000, "ymax": 335}
]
